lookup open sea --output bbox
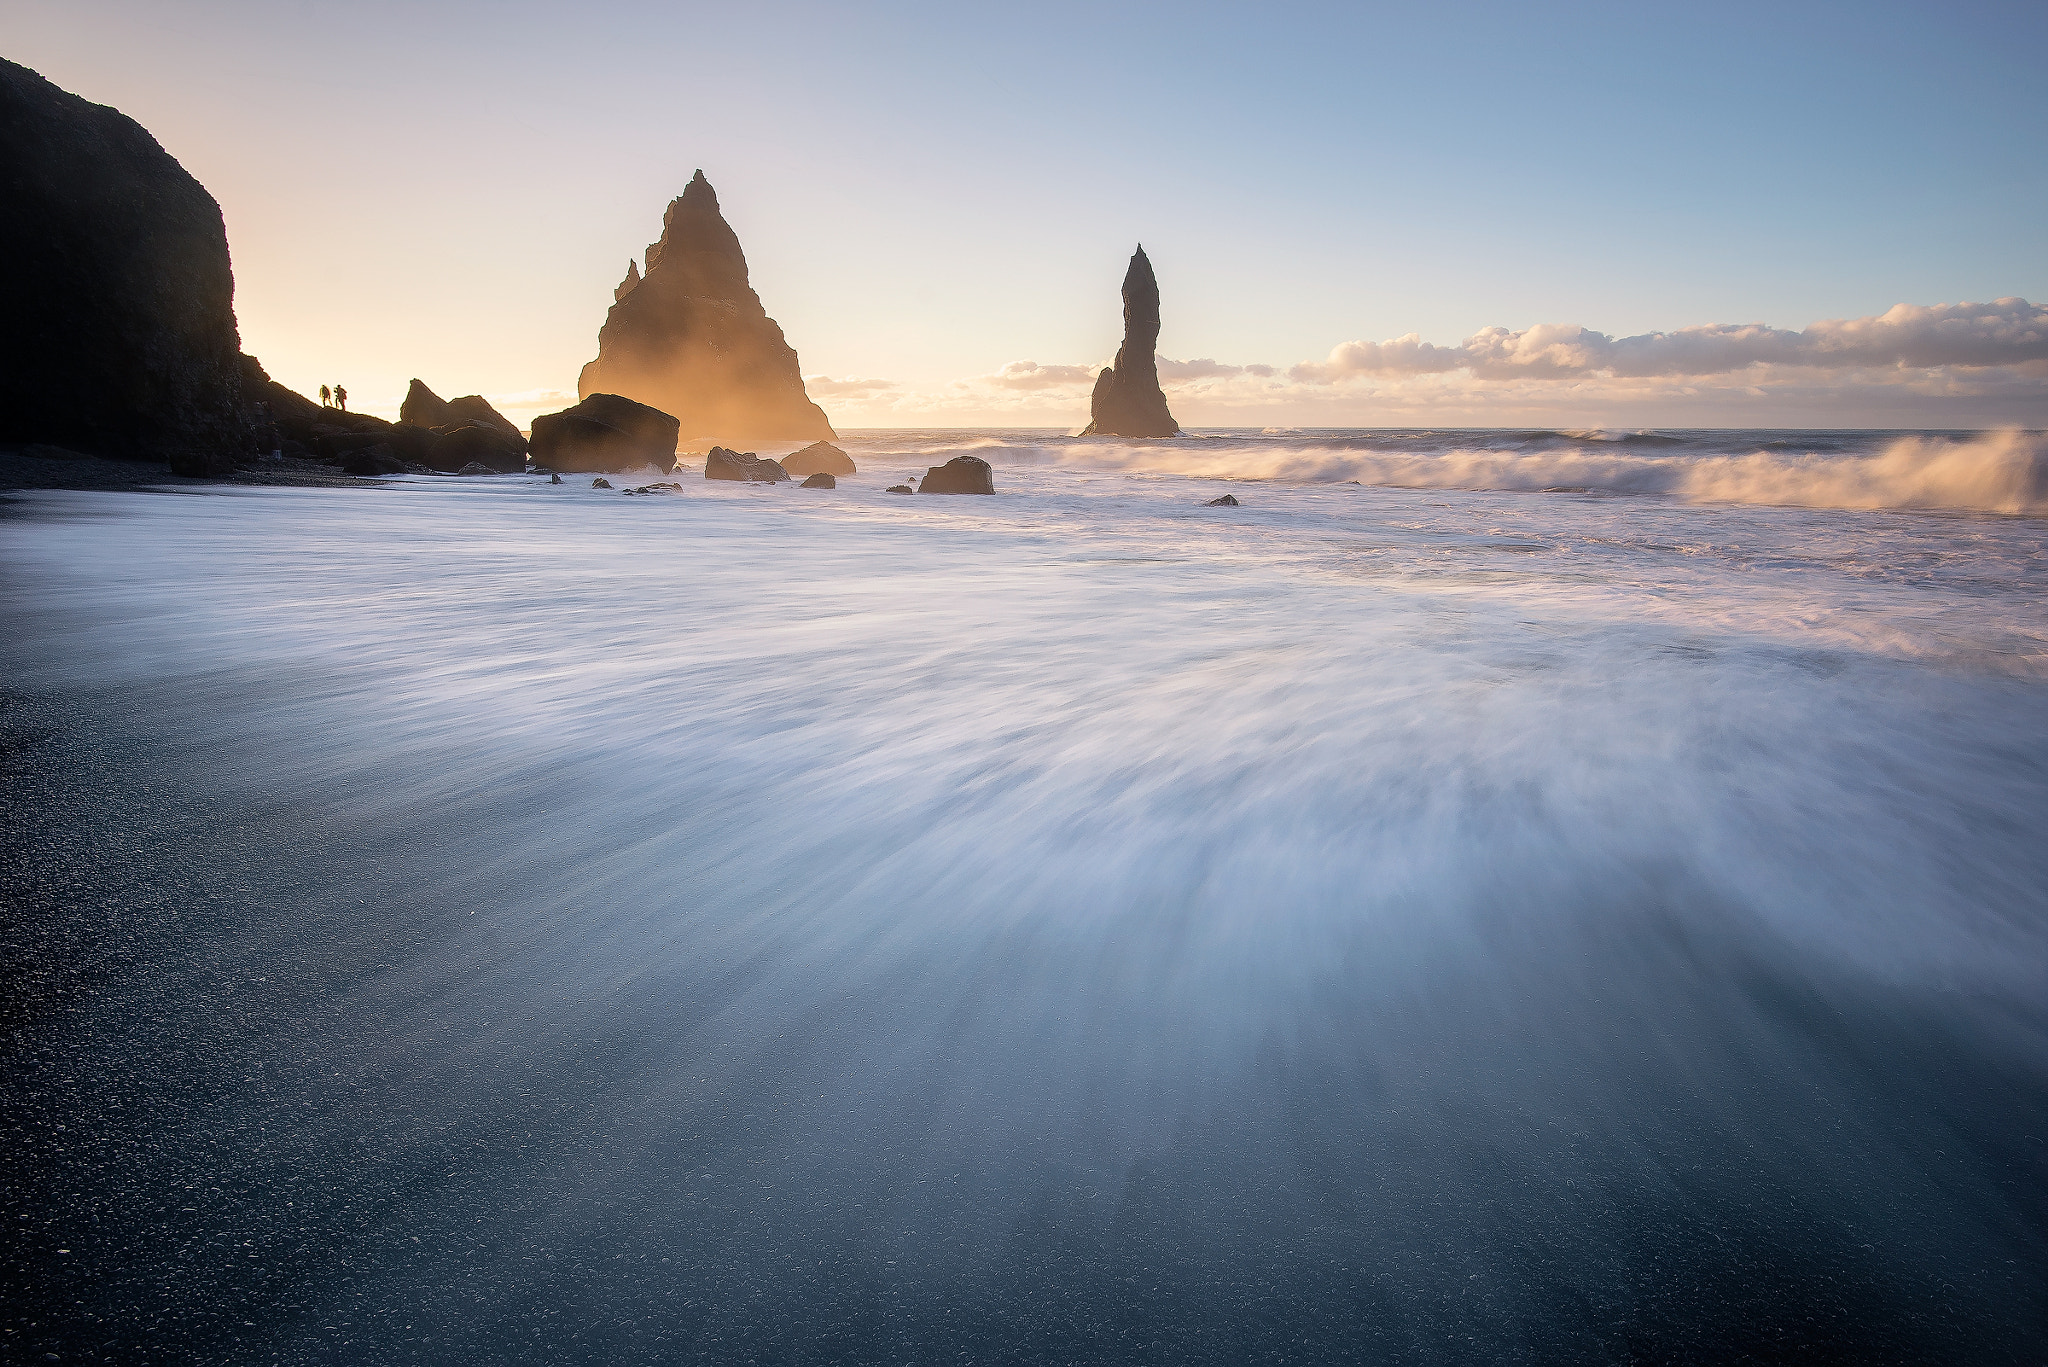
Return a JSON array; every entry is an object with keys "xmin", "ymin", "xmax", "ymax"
[{"xmin": 3, "ymin": 427, "xmax": 2046, "ymax": 1363}]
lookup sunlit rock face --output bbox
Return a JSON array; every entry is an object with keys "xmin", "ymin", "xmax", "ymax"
[
  {"xmin": 579, "ymin": 171, "xmax": 834, "ymax": 447},
  {"xmin": 1081, "ymin": 245, "xmax": 1179, "ymax": 439},
  {"xmin": 0, "ymin": 59, "xmax": 251, "ymax": 474}
]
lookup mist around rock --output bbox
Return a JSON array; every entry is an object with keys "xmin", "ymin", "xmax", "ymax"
[{"xmin": 577, "ymin": 170, "xmax": 836, "ymax": 450}]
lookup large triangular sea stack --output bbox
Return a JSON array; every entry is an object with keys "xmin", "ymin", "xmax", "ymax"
[
  {"xmin": 579, "ymin": 171, "xmax": 834, "ymax": 446},
  {"xmin": 1081, "ymin": 245, "xmax": 1178, "ymax": 438}
]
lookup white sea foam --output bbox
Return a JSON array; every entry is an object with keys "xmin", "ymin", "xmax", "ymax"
[
  {"xmin": 1019, "ymin": 427, "xmax": 2048, "ymax": 514},
  {"xmin": 3, "ymin": 447, "xmax": 2044, "ymax": 1355}
]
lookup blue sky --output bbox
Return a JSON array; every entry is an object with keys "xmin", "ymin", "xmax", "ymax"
[{"xmin": 12, "ymin": 0, "xmax": 2046, "ymax": 425}]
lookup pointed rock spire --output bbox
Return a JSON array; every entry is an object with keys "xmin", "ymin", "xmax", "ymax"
[
  {"xmin": 1080, "ymin": 244, "xmax": 1179, "ymax": 438},
  {"xmin": 579, "ymin": 170, "xmax": 834, "ymax": 444},
  {"xmin": 614, "ymin": 259, "xmax": 641, "ymax": 302}
]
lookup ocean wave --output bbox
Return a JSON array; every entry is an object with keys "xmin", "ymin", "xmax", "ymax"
[{"xmin": 1030, "ymin": 430, "xmax": 2048, "ymax": 515}]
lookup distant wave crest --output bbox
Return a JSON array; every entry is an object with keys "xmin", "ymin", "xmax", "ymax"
[{"xmin": 1052, "ymin": 429, "xmax": 2048, "ymax": 515}]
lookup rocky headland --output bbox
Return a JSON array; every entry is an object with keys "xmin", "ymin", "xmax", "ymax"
[
  {"xmin": 1080, "ymin": 246, "xmax": 1179, "ymax": 439},
  {"xmin": 1, "ymin": 58, "xmax": 254, "ymax": 476},
  {"xmin": 578, "ymin": 172, "xmax": 835, "ymax": 448}
]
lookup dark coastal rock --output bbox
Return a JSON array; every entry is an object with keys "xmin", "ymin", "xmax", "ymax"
[
  {"xmin": 1206, "ymin": 493, "xmax": 1239, "ymax": 506},
  {"xmin": 530, "ymin": 393, "xmax": 680, "ymax": 473},
  {"xmin": 404, "ymin": 381, "xmax": 528, "ymax": 459},
  {"xmin": 704, "ymin": 446, "xmax": 789, "ymax": 483},
  {"xmin": 550, "ymin": 472, "xmax": 563, "ymax": 484},
  {"xmin": 623, "ymin": 481, "xmax": 683, "ymax": 496},
  {"xmin": 886, "ymin": 484, "xmax": 913, "ymax": 494},
  {"xmin": 428, "ymin": 424, "xmax": 525, "ymax": 474},
  {"xmin": 1, "ymin": 59, "xmax": 253, "ymax": 474},
  {"xmin": 918, "ymin": 455, "xmax": 995, "ymax": 495},
  {"xmin": 1080, "ymin": 245, "xmax": 1179, "ymax": 439},
  {"xmin": 400, "ymin": 379, "xmax": 454, "ymax": 428},
  {"xmin": 444, "ymin": 395, "xmax": 524, "ymax": 451},
  {"xmin": 385, "ymin": 421, "xmax": 441, "ymax": 467},
  {"xmin": 455, "ymin": 461, "xmax": 498, "ymax": 477},
  {"xmin": 591, "ymin": 477, "xmax": 612, "ymax": 489},
  {"xmin": 800, "ymin": 472, "xmax": 836, "ymax": 489},
  {"xmin": 781, "ymin": 441, "xmax": 856, "ymax": 477},
  {"xmin": 340, "ymin": 445, "xmax": 405, "ymax": 476},
  {"xmin": 578, "ymin": 170, "xmax": 835, "ymax": 446}
]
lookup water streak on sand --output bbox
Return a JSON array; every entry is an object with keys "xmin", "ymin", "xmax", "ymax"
[{"xmin": 3, "ymin": 437, "xmax": 2045, "ymax": 1360}]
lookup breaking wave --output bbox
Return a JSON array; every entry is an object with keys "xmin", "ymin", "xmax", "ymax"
[{"xmin": 1021, "ymin": 427, "xmax": 2048, "ymax": 515}]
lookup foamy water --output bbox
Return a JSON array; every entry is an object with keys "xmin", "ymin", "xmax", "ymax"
[{"xmin": 4, "ymin": 431, "xmax": 2045, "ymax": 1361}]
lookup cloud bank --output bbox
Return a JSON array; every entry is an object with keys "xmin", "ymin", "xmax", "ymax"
[
  {"xmin": 810, "ymin": 299, "xmax": 2047, "ymax": 428},
  {"xmin": 1292, "ymin": 298, "xmax": 2048, "ymax": 382}
]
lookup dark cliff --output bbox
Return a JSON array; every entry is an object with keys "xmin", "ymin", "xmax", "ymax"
[
  {"xmin": 0, "ymin": 59, "xmax": 251, "ymax": 474},
  {"xmin": 578, "ymin": 171, "xmax": 834, "ymax": 446},
  {"xmin": 1080, "ymin": 245, "xmax": 1179, "ymax": 439}
]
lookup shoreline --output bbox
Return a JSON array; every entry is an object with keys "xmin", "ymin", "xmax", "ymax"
[{"xmin": 0, "ymin": 443, "xmax": 379, "ymax": 495}]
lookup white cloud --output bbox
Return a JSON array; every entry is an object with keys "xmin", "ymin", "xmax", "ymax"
[
  {"xmin": 1294, "ymin": 298, "xmax": 2048, "ymax": 383},
  {"xmin": 982, "ymin": 360, "xmax": 1101, "ymax": 390}
]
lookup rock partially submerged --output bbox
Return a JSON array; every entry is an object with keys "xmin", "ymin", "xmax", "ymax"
[
  {"xmin": 886, "ymin": 484, "xmax": 913, "ymax": 494},
  {"xmin": 704, "ymin": 446, "xmax": 789, "ymax": 483},
  {"xmin": 781, "ymin": 441, "xmax": 856, "ymax": 477},
  {"xmin": 623, "ymin": 481, "xmax": 683, "ymax": 496},
  {"xmin": 1206, "ymin": 493, "xmax": 1240, "ymax": 506},
  {"xmin": 591, "ymin": 477, "xmax": 612, "ymax": 489},
  {"xmin": 918, "ymin": 455, "xmax": 994, "ymax": 495},
  {"xmin": 800, "ymin": 472, "xmax": 836, "ymax": 489},
  {"xmin": 530, "ymin": 394, "xmax": 680, "ymax": 473},
  {"xmin": 1, "ymin": 59, "xmax": 254, "ymax": 474},
  {"xmin": 578, "ymin": 170, "xmax": 834, "ymax": 446},
  {"xmin": 1080, "ymin": 245, "xmax": 1179, "ymax": 439}
]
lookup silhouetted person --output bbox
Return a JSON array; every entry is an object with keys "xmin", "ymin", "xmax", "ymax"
[
  {"xmin": 334, "ymin": 385, "xmax": 347, "ymax": 412},
  {"xmin": 319, "ymin": 384, "xmax": 330, "ymax": 407}
]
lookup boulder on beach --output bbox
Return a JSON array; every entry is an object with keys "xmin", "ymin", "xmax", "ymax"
[
  {"xmin": 341, "ymin": 445, "xmax": 405, "ymax": 476},
  {"xmin": 400, "ymin": 379, "xmax": 454, "ymax": 429},
  {"xmin": 1, "ymin": 59, "xmax": 254, "ymax": 474},
  {"xmin": 704, "ymin": 446, "xmax": 789, "ymax": 483},
  {"xmin": 403, "ymin": 380, "xmax": 529, "ymax": 462},
  {"xmin": 577, "ymin": 170, "xmax": 835, "ymax": 446},
  {"xmin": 591, "ymin": 477, "xmax": 612, "ymax": 489},
  {"xmin": 1080, "ymin": 245, "xmax": 1179, "ymax": 439},
  {"xmin": 886, "ymin": 484, "xmax": 912, "ymax": 494},
  {"xmin": 1206, "ymin": 493, "xmax": 1239, "ymax": 506},
  {"xmin": 428, "ymin": 424, "xmax": 525, "ymax": 474},
  {"xmin": 530, "ymin": 393, "xmax": 680, "ymax": 473},
  {"xmin": 800, "ymin": 472, "xmax": 836, "ymax": 489},
  {"xmin": 455, "ymin": 461, "xmax": 498, "ymax": 477},
  {"xmin": 781, "ymin": 441, "xmax": 856, "ymax": 478},
  {"xmin": 918, "ymin": 455, "xmax": 994, "ymax": 495},
  {"xmin": 445, "ymin": 395, "xmax": 524, "ymax": 449}
]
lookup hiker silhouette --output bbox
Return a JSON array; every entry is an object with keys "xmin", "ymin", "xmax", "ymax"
[
  {"xmin": 319, "ymin": 384, "xmax": 330, "ymax": 406},
  {"xmin": 334, "ymin": 385, "xmax": 348, "ymax": 412}
]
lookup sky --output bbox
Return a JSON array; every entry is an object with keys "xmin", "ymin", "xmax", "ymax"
[{"xmin": 11, "ymin": 0, "xmax": 2047, "ymax": 429}]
